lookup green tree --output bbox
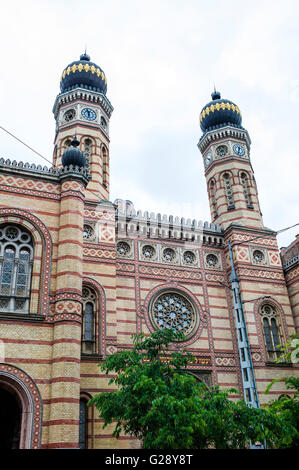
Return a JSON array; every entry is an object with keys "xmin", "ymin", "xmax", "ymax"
[
  {"xmin": 89, "ymin": 329, "xmax": 296, "ymax": 449},
  {"xmin": 263, "ymin": 334, "xmax": 299, "ymax": 448}
]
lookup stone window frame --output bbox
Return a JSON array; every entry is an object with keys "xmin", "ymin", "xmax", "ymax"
[
  {"xmin": 83, "ymin": 221, "xmax": 97, "ymax": 243},
  {"xmin": 116, "ymin": 239, "xmax": 134, "ymax": 259},
  {"xmin": 0, "ymin": 225, "xmax": 34, "ymax": 314},
  {"xmin": 160, "ymin": 246, "xmax": 179, "ymax": 265},
  {"xmin": 259, "ymin": 302, "xmax": 285, "ymax": 362},
  {"xmin": 221, "ymin": 171, "xmax": 235, "ymax": 210},
  {"xmin": 249, "ymin": 246, "xmax": 269, "ymax": 267},
  {"xmin": 181, "ymin": 248, "xmax": 199, "ymax": 267},
  {"xmin": 139, "ymin": 242, "xmax": 159, "ymax": 263},
  {"xmin": 81, "ymin": 286, "xmax": 98, "ymax": 355},
  {"xmin": 204, "ymin": 250, "xmax": 222, "ymax": 270}
]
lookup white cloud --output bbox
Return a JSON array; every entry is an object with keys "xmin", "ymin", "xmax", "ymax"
[{"xmin": 0, "ymin": 0, "xmax": 298, "ymax": 246}]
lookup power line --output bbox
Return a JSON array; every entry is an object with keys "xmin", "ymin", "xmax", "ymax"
[
  {"xmin": 0, "ymin": 125, "xmax": 52, "ymax": 166},
  {"xmin": 0, "ymin": 125, "xmax": 102, "ymax": 202}
]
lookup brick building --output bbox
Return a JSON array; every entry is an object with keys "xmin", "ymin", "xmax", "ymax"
[{"xmin": 0, "ymin": 53, "xmax": 298, "ymax": 449}]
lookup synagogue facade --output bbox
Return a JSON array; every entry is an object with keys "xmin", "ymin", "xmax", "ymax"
[{"xmin": 0, "ymin": 53, "xmax": 298, "ymax": 449}]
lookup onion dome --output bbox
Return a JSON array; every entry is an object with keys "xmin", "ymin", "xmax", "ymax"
[
  {"xmin": 200, "ymin": 90, "xmax": 242, "ymax": 133},
  {"xmin": 60, "ymin": 53, "xmax": 107, "ymax": 94},
  {"xmin": 62, "ymin": 136, "xmax": 86, "ymax": 168}
]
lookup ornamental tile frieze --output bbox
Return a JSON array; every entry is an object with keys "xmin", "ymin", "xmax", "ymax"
[
  {"xmin": 116, "ymin": 262, "xmax": 135, "ymax": 273},
  {"xmin": 83, "ymin": 247, "xmax": 116, "ymax": 259},
  {"xmin": 215, "ymin": 357, "xmax": 236, "ymax": 367},
  {"xmin": 0, "ymin": 174, "xmax": 60, "ymax": 194},
  {"xmin": 139, "ymin": 265, "xmax": 202, "ymax": 280},
  {"xmin": 230, "ymin": 233, "xmax": 277, "ymax": 247},
  {"xmin": 285, "ymin": 265, "xmax": 299, "ymax": 282},
  {"xmin": 237, "ymin": 268, "xmax": 285, "ymax": 281}
]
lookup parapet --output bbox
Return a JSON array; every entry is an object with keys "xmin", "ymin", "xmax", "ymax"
[{"xmin": 114, "ymin": 199, "xmax": 223, "ymax": 245}]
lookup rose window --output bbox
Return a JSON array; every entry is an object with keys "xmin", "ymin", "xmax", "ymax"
[
  {"xmin": 216, "ymin": 145, "xmax": 228, "ymax": 157},
  {"xmin": 117, "ymin": 241, "xmax": 130, "ymax": 257},
  {"xmin": 206, "ymin": 253, "xmax": 218, "ymax": 267},
  {"xmin": 163, "ymin": 248, "xmax": 175, "ymax": 262},
  {"xmin": 150, "ymin": 292, "xmax": 198, "ymax": 339},
  {"xmin": 64, "ymin": 109, "xmax": 76, "ymax": 122},
  {"xmin": 83, "ymin": 224, "xmax": 94, "ymax": 240},
  {"xmin": 253, "ymin": 250, "xmax": 264, "ymax": 263},
  {"xmin": 142, "ymin": 245, "xmax": 155, "ymax": 259},
  {"xmin": 183, "ymin": 251, "xmax": 196, "ymax": 264}
]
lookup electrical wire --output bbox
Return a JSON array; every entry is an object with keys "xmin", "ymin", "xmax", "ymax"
[
  {"xmin": 1, "ymin": 125, "xmax": 298, "ymax": 238},
  {"xmin": 0, "ymin": 125, "xmax": 104, "ymax": 202}
]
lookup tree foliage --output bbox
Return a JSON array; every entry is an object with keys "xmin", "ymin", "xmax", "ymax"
[
  {"xmin": 89, "ymin": 329, "xmax": 297, "ymax": 449},
  {"xmin": 263, "ymin": 334, "xmax": 299, "ymax": 448}
]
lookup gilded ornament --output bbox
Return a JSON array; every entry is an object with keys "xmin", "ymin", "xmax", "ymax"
[{"xmin": 78, "ymin": 63, "xmax": 83, "ymax": 72}]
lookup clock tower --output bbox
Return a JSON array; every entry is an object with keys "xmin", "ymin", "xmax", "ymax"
[
  {"xmin": 198, "ymin": 90, "xmax": 263, "ymax": 230},
  {"xmin": 52, "ymin": 53, "xmax": 113, "ymax": 201}
]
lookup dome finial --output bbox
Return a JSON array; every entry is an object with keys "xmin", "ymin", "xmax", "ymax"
[
  {"xmin": 80, "ymin": 48, "xmax": 90, "ymax": 61},
  {"xmin": 211, "ymin": 86, "xmax": 221, "ymax": 100}
]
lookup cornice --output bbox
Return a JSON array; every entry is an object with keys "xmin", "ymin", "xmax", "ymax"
[
  {"xmin": 198, "ymin": 125, "xmax": 251, "ymax": 154},
  {"xmin": 52, "ymin": 88, "xmax": 113, "ymax": 119}
]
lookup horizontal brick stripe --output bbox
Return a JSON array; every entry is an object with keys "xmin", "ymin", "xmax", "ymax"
[
  {"xmin": 55, "ymin": 271, "xmax": 83, "ymax": 278},
  {"xmin": 43, "ymin": 397, "xmax": 80, "ymax": 405},
  {"xmin": 5, "ymin": 356, "xmax": 81, "ymax": 364},
  {"xmin": 42, "ymin": 419, "xmax": 79, "ymax": 426},
  {"xmin": 56, "ymin": 255, "xmax": 83, "ymax": 262},
  {"xmin": 35, "ymin": 377, "xmax": 80, "ymax": 385},
  {"xmin": 42, "ymin": 442, "xmax": 79, "ymax": 449},
  {"xmin": 56, "ymin": 239, "xmax": 83, "ymax": 246}
]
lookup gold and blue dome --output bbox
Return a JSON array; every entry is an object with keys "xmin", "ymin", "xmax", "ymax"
[
  {"xmin": 200, "ymin": 90, "xmax": 242, "ymax": 133},
  {"xmin": 60, "ymin": 53, "xmax": 107, "ymax": 95}
]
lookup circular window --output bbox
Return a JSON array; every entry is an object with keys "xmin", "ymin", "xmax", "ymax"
[
  {"xmin": 183, "ymin": 251, "xmax": 196, "ymax": 264},
  {"xmin": 253, "ymin": 249, "xmax": 264, "ymax": 263},
  {"xmin": 83, "ymin": 224, "xmax": 94, "ymax": 240},
  {"xmin": 206, "ymin": 253, "xmax": 218, "ymax": 267},
  {"xmin": 150, "ymin": 291, "xmax": 199, "ymax": 340},
  {"xmin": 142, "ymin": 245, "xmax": 155, "ymax": 259},
  {"xmin": 117, "ymin": 241, "xmax": 130, "ymax": 257},
  {"xmin": 216, "ymin": 145, "xmax": 228, "ymax": 157},
  {"xmin": 64, "ymin": 109, "xmax": 76, "ymax": 122},
  {"xmin": 163, "ymin": 248, "xmax": 175, "ymax": 262},
  {"xmin": 5, "ymin": 226, "xmax": 19, "ymax": 241}
]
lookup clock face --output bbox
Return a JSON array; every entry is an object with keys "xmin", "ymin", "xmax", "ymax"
[
  {"xmin": 233, "ymin": 144, "xmax": 245, "ymax": 156},
  {"xmin": 81, "ymin": 108, "xmax": 97, "ymax": 121},
  {"xmin": 205, "ymin": 153, "xmax": 212, "ymax": 167}
]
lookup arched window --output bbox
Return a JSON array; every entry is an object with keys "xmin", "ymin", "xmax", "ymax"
[
  {"xmin": 223, "ymin": 173, "xmax": 234, "ymax": 209},
  {"xmin": 82, "ymin": 138, "xmax": 92, "ymax": 168},
  {"xmin": 240, "ymin": 172, "xmax": 253, "ymax": 208},
  {"xmin": 0, "ymin": 225, "xmax": 33, "ymax": 314},
  {"xmin": 79, "ymin": 398, "xmax": 88, "ymax": 449},
  {"xmin": 100, "ymin": 116, "xmax": 107, "ymax": 130},
  {"xmin": 102, "ymin": 145, "xmax": 108, "ymax": 188},
  {"xmin": 209, "ymin": 179, "xmax": 218, "ymax": 218},
  {"xmin": 260, "ymin": 304, "xmax": 283, "ymax": 361},
  {"xmin": 82, "ymin": 286, "xmax": 97, "ymax": 354}
]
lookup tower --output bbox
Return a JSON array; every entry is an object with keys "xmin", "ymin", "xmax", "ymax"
[
  {"xmin": 198, "ymin": 90, "xmax": 263, "ymax": 230},
  {"xmin": 52, "ymin": 53, "xmax": 113, "ymax": 202}
]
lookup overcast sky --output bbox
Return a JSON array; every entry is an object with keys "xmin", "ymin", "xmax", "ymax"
[{"xmin": 0, "ymin": 0, "xmax": 298, "ymax": 247}]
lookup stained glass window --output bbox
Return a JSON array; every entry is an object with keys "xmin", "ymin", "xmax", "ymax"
[
  {"xmin": 260, "ymin": 304, "xmax": 283, "ymax": 361},
  {"xmin": 0, "ymin": 226, "xmax": 33, "ymax": 314}
]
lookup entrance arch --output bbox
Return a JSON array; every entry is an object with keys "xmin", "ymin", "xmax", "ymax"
[
  {"xmin": 0, "ymin": 364, "xmax": 42, "ymax": 448},
  {"xmin": 0, "ymin": 387, "xmax": 21, "ymax": 448}
]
